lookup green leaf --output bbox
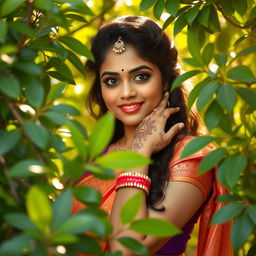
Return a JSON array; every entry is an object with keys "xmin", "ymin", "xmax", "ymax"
[
  {"xmin": 26, "ymin": 186, "xmax": 52, "ymax": 232},
  {"xmin": 199, "ymin": 148, "xmax": 226, "ymax": 174},
  {"xmin": 182, "ymin": 58, "xmax": 202, "ymax": 67},
  {"xmin": 52, "ymin": 189, "xmax": 73, "ymax": 228},
  {"xmin": 162, "ymin": 15, "xmax": 175, "ymax": 31},
  {"xmin": 48, "ymin": 57, "xmax": 75, "ymax": 84},
  {"xmin": 232, "ymin": 0, "xmax": 247, "ymax": 16},
  {"xmin": 0, "ymin": 76, "xmax": 20, "ymax": 99},
  {"xmin": 216, "ymin": 84, "xmax": 236, "ymax": 112},
  {"xmin": 89, "ymin": 112, "xmax": 114, "ymax": 159},
  {"xmin": 187, "ymin": 30, "xmax": 201, "ymax": 62},
  {"xmin": 60, "ymin": 36, "xmax": 94, "ymax": 60},
  {"xmin": 208, "ymin": 6, "xmax": 221, "ymax": 32},
  {"xmin": 14, "ymin": 62, "xmax": 42, "ymax": 76},
  {"xmin": 217, "ymin": 194, "xmax": 242, "ymax": 202},
  {"xmin": 96, "ymin": 151, "xmax": 151, "ymax": 170},
  {"xmin": 236, "ymin": 45, "xmax": 256, "ymax": 57},
  {"xmin": 231, "ymin": 213, "xmax": 254, "ymax": 250},
  {"xmin": 51, "ymin": 134, "xmax": 66, "ymax": 152},
  {"xmin": 198, "ymin": 6, "xmax": 210, "ymax": 26},
  {"xmin": 130, "ymin": 218, "xmax": 180, "ymax": 237},
  {"xmin": 0, "ymin": 233, "xmax": 32, "ymax": 256},
  {"xmin": 52, "ymin": 233, "xmax": 78, "ymax": 243},
  {"xmin": 121, "ymin": 192, "xmax": 143, "ymax": 224},
  {"xmin": 66, "ymin": 120, "xmax": 87, "ymax": 157},
  {"xmin": 236, "ymin": 87, "xmax": 256, "ymax": 110},
  {"xmin": 73, "ymin": 186, "xmax": 102, "ymax": 206},
  {"xmin": 227, "ymin": 65, "xmax": 256, "ymax": 83},
  {"xmin": 204, "ymin": 100, "xmax": 222, "ymax": 130},
  {"xmin": 47, "ymin": 82, "xmax": 67, "ymax": 102},
  {"xmin": 171, "ymin": 70, "xmax": 201, "ymax": 91},
  {"xmin": 67, "ymin": 49, "xmax": 86, "ymax": 76},
  {"xmin": 23, "ymin": 76, "xmax": 44, "ymax": 108},
  {"xmin": 214, "ymin": 53, "xmax": 227, "ymax": 67},
  {"xmin": 248, "ymin": 205, "xmax": 256, "ymax": 224},
  {"xmin": 9, "ymin": 159, "xmax": 45, "ymax": 177},
  {"xmin": 24, "ymin": 121, "xmax": 50, "ymax": 149},
  {"xmin": 187, "ymin": 78, "xmax": 210, "ymax": 112},
  {"xmin": 174, "ymin": 12, "xmax": 187, "ymax": 35},
  {"xmin": 153, "ymin": 0, "xmax": 165, "ymax": 19},
  {"xmin": 0, "ymin": 0, "xmax": 26, "ymax": 16},
  {"xmin": 140, "ymin": 0, "xmax": 157, "ymax": 11},
  {"xmin": 202, "ymin": 43, "xmax": 214, "ymax": 66},
  {"xmin": 0, "ymin": 129, "xmax": 21, "ymax": 155},
  {"xmin": 0, "ymin": 20, "xmax": 7, "ymax": 43},
  {"xmin": 186, "ymin": 5, "xmax": 200, "ymax": 24},
  {"xmin": 56, "ymin": 214, "xmax": 98, "ymax": 234},
  {"xmin": 211, "ymin": 203, "xmax": 244, "ymax": 224},
  {"xmin": 224, "ymin": 154, "xmax": 247, "ymax": 188},
  {"xmin": 197, "ymin": 80, "xmax": 219, "ymax": 111},
  {"xmin": 51, "ymin": 103, "xmax": 80, "ymax": 115},
  {"xmin": 181, "ymin": 136, "xmax": 214, "ymax": 158},
  {"xmin": 35, "ymin": 0, "xmax": 52, "ymax": 10},
  {"xmin": 118, "ymin": 237, "xmax": 149, "ymax": 256},
  {"xmin": 84, "ymin": 164, "xmax": 115, "ymax": 180},
  {"xmin": 9, "ymin": 21, "xmax": 35, "ymax": 37},
  {"xmin": 165, "ymin": 0, "xmax": 179, "ymax": 16},
  {"xmin": 44, "ymin": 110, "xmax": 68, "ymax": 125},
  {"xmin": 5, "ymin": 213, "xmax": 36, "ymax": 230}
]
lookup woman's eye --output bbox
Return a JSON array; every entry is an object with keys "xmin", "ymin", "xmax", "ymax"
[
  {"xmin": 134, "ymin": 73, "xmax": 150, "ymax": 82},
  {"xmin": 103, "ymin": 78, "xmax": 118, "ymax": 87}
]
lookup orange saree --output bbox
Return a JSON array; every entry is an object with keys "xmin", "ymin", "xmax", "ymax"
[{"xmin": 72, "ymin": 136, "xmax": 233, "ymax": 256}]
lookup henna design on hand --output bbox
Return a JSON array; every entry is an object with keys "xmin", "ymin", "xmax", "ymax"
[{"xmin": 132, "ymin": 117, "xmax": 157, "ymax": 151}]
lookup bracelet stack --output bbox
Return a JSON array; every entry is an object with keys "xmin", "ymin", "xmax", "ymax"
[{"xmin": 115, "ymin": 172, "xmax": 151, "ymax": 195}]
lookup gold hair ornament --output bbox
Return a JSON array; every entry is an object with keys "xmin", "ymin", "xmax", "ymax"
[{"xmin": 113, "ymin": 36, "xmax": 126, "ymax": 54}]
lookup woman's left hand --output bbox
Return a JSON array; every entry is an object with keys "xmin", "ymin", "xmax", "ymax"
[{"xmin": 131, "ymin": 92, "xmax": 184, "ymax": 155}]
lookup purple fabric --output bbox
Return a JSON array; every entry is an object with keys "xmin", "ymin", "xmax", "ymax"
[{"xmin": 156, "ymin": 210, "xmax": 201, "ymax": 255}]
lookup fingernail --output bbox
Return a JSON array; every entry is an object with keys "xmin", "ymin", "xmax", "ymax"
[
  {"xmin": 165, "ymin": 91, "xmax": 169, "ymax": 96},
  {"xmin": 178, "ymin": 123, "xmax": 184, "ymax": 129}
]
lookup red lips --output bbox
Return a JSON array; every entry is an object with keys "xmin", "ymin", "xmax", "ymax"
[{"xmin": 119, "ymin": 102, "xmax": 143, "ymax": 114}]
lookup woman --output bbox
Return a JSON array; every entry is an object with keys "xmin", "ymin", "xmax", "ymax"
[{"xmin": 73, "ymin": 15, "xmax": 233, "ymax": 256}]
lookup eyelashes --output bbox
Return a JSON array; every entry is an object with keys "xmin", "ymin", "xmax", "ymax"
[{"xmin": 102, "ymin": 72, "xmax": 151, "ymax": 87}]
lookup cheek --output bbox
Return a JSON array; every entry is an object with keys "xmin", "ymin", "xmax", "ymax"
[{"xmin": 101, "ymin": 88, "xmax": 115, "ymax": 109}]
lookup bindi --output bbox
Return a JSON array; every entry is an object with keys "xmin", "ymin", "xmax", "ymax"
[{"xmin": 121, "ymin": 68, "xmax": 124, "ymax": 71}]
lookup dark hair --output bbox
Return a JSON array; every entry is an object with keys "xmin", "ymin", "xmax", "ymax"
[{"xmin": 86, "ymin": 15, "xmax": 199, "ymax": 211}]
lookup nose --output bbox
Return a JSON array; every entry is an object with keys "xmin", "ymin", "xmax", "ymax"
[{"xmin": 120, "ymin": 82, "xmax": 136, "ymax": 99}]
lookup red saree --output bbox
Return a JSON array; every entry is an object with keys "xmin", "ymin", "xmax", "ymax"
[{"xmin": 72, "ymin": 136, "xmax": 233, "ymax": 256}]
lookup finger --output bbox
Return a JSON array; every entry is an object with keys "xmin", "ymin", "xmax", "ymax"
[
  {"xmin": 162, "ymin": 107, "xmax": 180, "ymax": 118},
  {"xmin": 157, "ymin": 91, "xmax": 169, "ymax": 111},
  {"xmin": 164, "ymin": 122, "xmax": 184, "ymax": 143}
]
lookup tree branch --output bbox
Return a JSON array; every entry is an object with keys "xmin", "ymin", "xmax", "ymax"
[
  {"xmin": 0, "ymin": 156, "xmax": 20, "ymax": 205},
  {"xmin": 6, "ymin": 99, "xmax": 45, "ymax": 163},
  {"xmin": 68, "ymin": 1, "xmax": 116, "ymax": 36},
  {"xmin": 215, "ymin": 3, "xmax": 256, "ymax": 30}
]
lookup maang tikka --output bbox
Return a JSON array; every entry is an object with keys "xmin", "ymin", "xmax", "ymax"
[{"xmin": 113, "ymin": 36, "xmax": 126, "ymax": 54}]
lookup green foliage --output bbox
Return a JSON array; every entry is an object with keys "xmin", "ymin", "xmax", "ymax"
[{"xmin": 0, "ymin": 0, "xmax": 256, "ymax": 255}]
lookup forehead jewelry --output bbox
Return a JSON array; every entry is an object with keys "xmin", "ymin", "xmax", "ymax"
[{"xmin": 113, "ymin": 36, "xmax": 126, "ymax": 54}]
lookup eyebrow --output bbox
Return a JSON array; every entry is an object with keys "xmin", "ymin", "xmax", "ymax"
[{"xmin": 100, "ymin": 65, "xmax": 153, "ymax": 78}]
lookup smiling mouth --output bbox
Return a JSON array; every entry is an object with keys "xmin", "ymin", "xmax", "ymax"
[{"xmin": 119, "ymin": 102, "xmax": 143, "ymax": 114}]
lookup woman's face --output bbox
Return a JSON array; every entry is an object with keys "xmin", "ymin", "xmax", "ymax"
[{"xmin": 99, "ymin": 45, "xmax": 165, "ymax": 127}]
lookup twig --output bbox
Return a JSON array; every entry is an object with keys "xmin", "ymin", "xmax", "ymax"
[
  {"xmin": 0, "ymin": 156, "xmax": 20, "ymax": 205},
  {"xmin": 6, "ymin": 99, "xmax": 45, "ymax": 163},
  {"xmin": 67, "ymin": 1, "xmax": 116, "ymax": 36},
  {"xmin": 215, "ymin": 3, "xmax": 256, "ymax": 30}
]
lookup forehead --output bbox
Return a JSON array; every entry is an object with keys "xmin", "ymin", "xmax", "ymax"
[{"xmin": 100, "ymin": 45, "xmax": 157, "ymax": 73}]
